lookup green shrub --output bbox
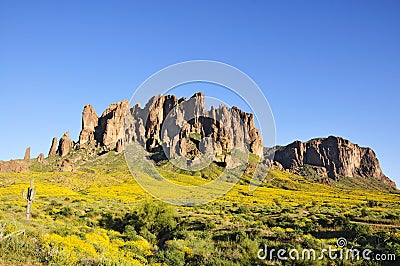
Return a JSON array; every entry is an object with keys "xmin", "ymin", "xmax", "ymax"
[
  {"xmin": 123, "ymin": 225, "xmax": 139, "ymax": 241},
  {"xmin": 59, "ymin": 206, "xmax": 74, "ymax": 217},
  {"xmin": 126, "ymin": 200, "xmax": 178, "ymax": 246},
  {"xmin": 0, "ymin": 233, "xmax": 41, "ymax": 265}
]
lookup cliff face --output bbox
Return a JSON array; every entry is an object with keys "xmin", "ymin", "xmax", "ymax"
[
  {"xmin": 95, "ymin": 100, "xmax": 130, "ymax": 149},
  {"xmin": 273, "ymin": 136, "xmax": 396, "ymax": 188},
  {"xmin": 48, "ymin": 93, "xmax": 263, "ymax": 166},
  {"xmin": 124, "ymin": 92, "xmax": 263, "ymax": 164}
]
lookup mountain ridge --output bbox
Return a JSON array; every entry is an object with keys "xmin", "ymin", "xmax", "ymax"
[
  {"xmin": 0, "ymin": 92, "xmax": 396, "ymax": 189},
  {"xmin": 270, "ymin": 136, "xmax": 396, "ymax": 189}
]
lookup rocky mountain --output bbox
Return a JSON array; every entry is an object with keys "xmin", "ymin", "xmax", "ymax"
[
  {"xmin": 42, "ymin": 92, "xmax": 262, "ymax": 167},
  {"xmin": 1, "ymin": 92, "xmax": 395, "ymax": 190},
  {"xmin": 124, "ymin": 92, "xmax": 263, "ymax": 165},
  {"xmin": 272, "ymin": 136, "xmax": 396, "ymax": 188}
]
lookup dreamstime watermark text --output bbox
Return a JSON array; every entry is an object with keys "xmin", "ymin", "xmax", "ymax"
[{"xmin": 257, "ymin": 237, "xmax": 396, "ymax": 262}]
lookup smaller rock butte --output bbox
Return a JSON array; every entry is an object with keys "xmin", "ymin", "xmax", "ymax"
[
  {"xmin": 0, "ymin": 160, "xmax": 29, "ymax": 172},
  {"xmin": 273, "ymin": 136, "xmax": 396, "ymax": 188}
]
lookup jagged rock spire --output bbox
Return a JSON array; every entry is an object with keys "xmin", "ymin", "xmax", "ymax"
[{"xmin": 79, "ymin": 104, "xmax": 98, "ymax": 146}]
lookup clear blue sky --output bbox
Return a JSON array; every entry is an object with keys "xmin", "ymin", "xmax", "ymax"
[{"xmin": 1, "ymin": 1, "xmax": 399, "ymax": 185}]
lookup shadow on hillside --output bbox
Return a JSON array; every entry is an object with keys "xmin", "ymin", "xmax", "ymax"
[{"xmin": 98, "ymin": 212, "xmax": 130, "ymax": 233}]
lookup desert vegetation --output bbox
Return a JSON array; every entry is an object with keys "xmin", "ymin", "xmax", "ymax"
[{"xmin": 0, "ymin": 152, "xmax": 399, "ymax": 265}]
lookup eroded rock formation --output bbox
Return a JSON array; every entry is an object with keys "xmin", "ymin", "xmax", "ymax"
[
  {"xmin": 79, "ymin": 104, "xmax": 98, "ymax": 146},
  {"xmin": 0, "ymin": 160, "xmax": 29, "ymax": 172},
  {"xmin": 273, "ymin": 136, "xmax": 396, "ymax": 188},
  {"xmin": 39, "ymin": 93, "xmax": 395, "ymax": 189},
  {"xmin": 37, "ymin": 153, "xmax": 44, "ymax": 163},
  {"xmin": 95, "ymin": 100, "xmax": 130, "ymax": 149},
  {"xmin": 48, "ymin": 137, "xmax": 58, "ymax": 157},
  {"xmin": 58, "ymin": 158, "xmax": 74, "ymax": 172},
  {"xmin": 24, "ymin": 147, "xmax": 30, "ymax": 160},
  {"xmin": 57, "ymin": 132, "xmax": 74, "ymax": 157},
  {"xmin": 124, "ymin": 92, "xmax": 264, "ymax": 165},
  {"xmin": 55, "ymin": 93, "xmax": 263, "ymax": 164}
]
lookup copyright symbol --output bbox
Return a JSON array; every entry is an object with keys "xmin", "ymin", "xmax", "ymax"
[{"xmin": 337, "ymin": 237, "xmax": 347, "ymax": 248}]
